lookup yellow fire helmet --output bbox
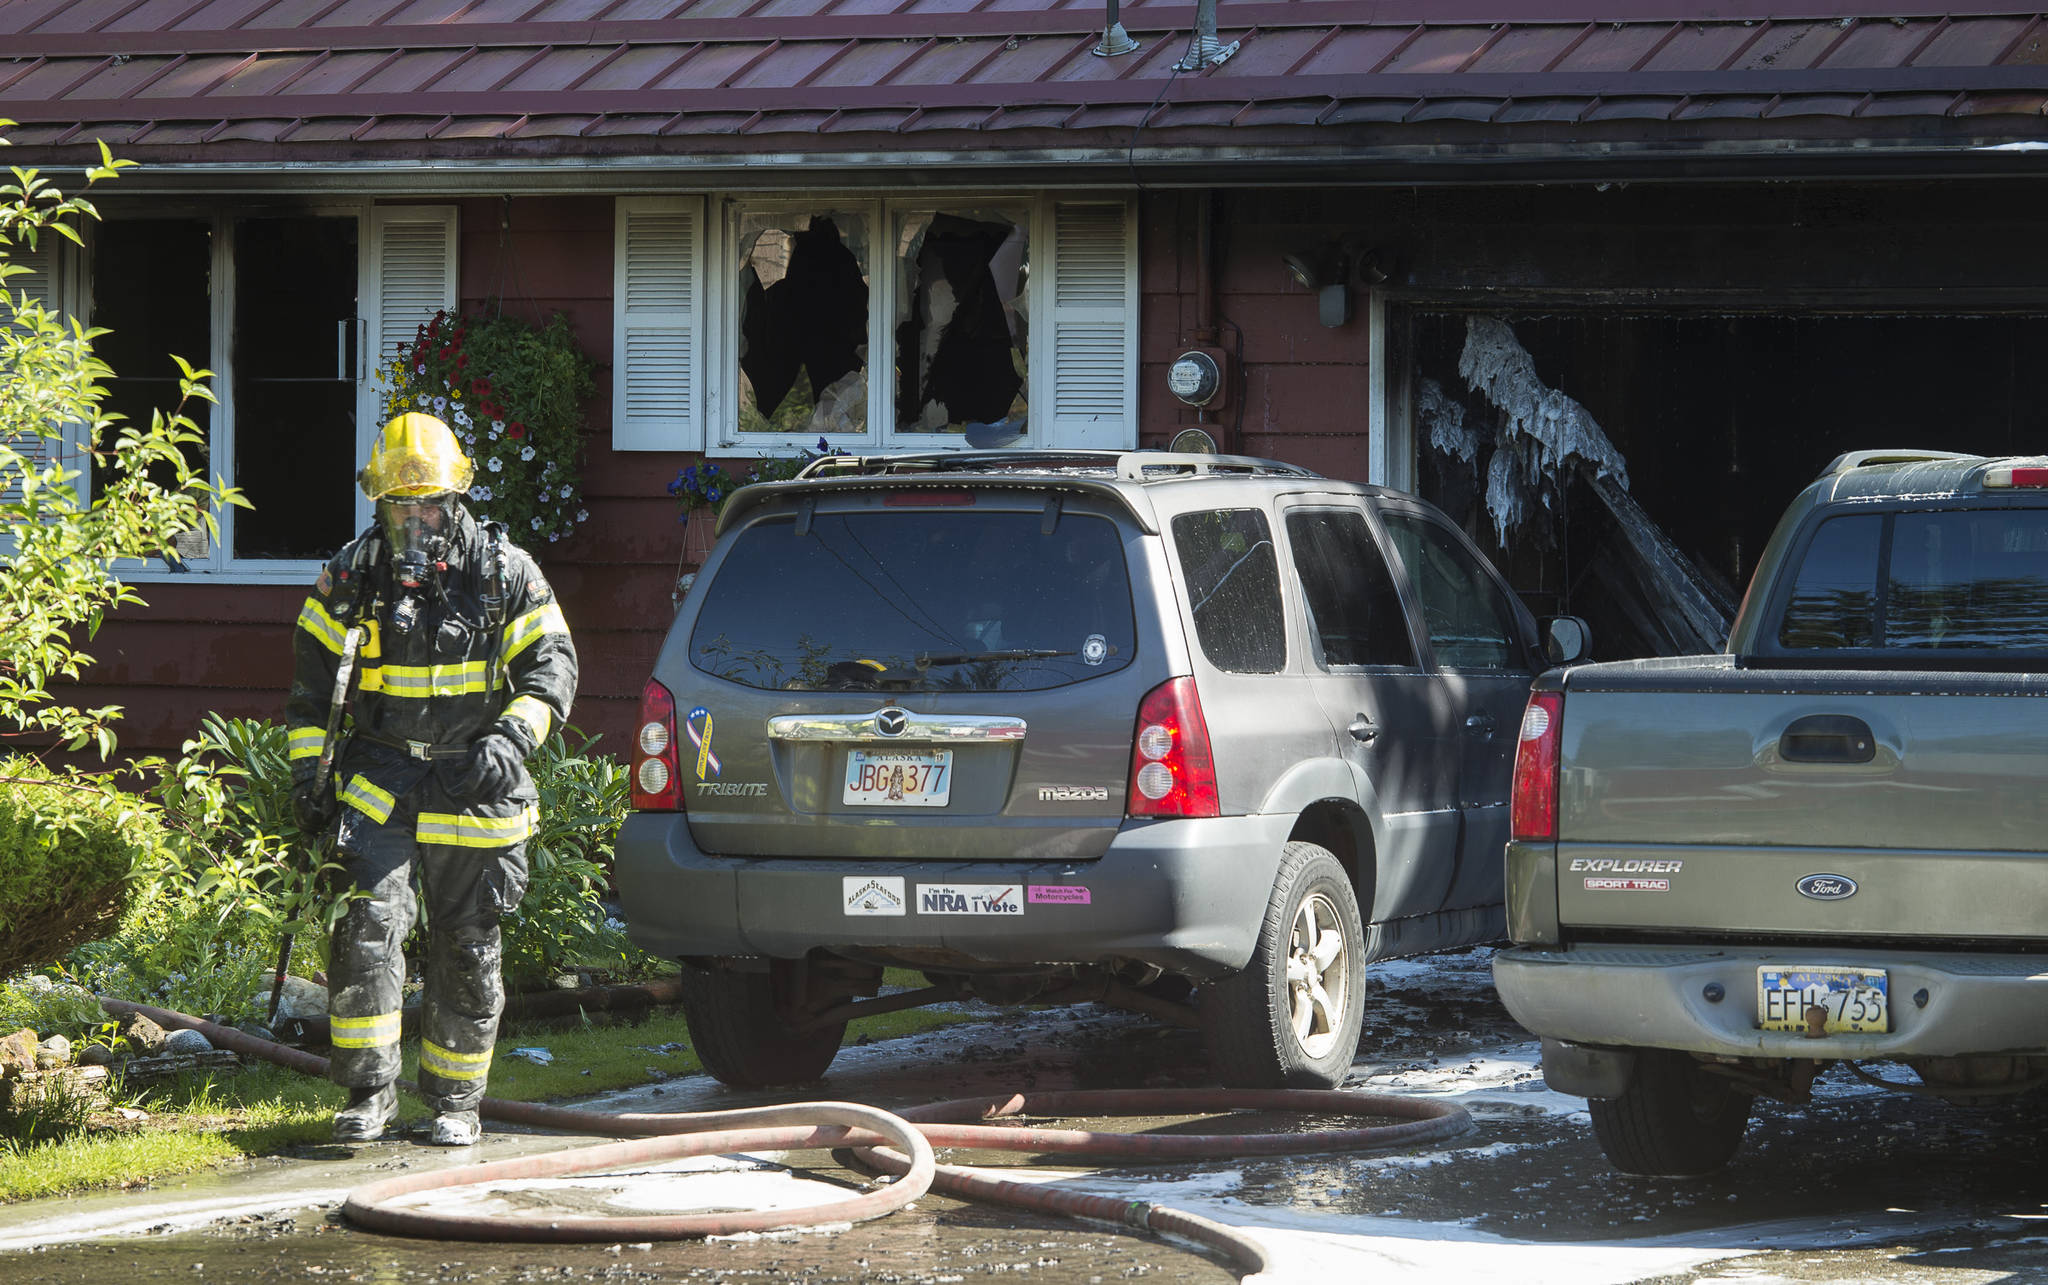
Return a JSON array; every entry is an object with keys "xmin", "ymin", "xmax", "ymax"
[{"xmin": 358, "ymin": 411, "xmax": 475, "ymax": 501}]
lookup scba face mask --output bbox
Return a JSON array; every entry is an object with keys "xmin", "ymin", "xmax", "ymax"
[{"xmin": 380, "ymin": 493, "xmax": 458, "ymax": 630}]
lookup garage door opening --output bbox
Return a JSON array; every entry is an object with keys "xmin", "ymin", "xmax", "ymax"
[{"xmin": 1410, "ymin": 312, "xmax": 2048, "ymax": 659}]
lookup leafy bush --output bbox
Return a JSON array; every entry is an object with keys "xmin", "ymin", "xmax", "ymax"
[
  {"xmin": 505, "ymin": 730, "xmax": 649, "ymax": 985},
  {"xmin": 0, "ymin": 757, "xmax": 167, "ymax": 977},
  {"xmin": 0, "ymin": 973, "xmax": 105, "ymax": 1042},
  {"xmin": 1, "ymin": 137, "xmax": 243, "ymax": 756}
]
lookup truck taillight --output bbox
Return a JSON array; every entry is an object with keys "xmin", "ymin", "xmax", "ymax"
[
  {"xmin": 1511, "ymin": 691, "xmax": 1564, "ymax": 842},
  {"xmin": 631, "ymin": 678, "xmax": 683, "ymax": 811},
  {"xmin": 1127, "ymin": 677, "xmax": 1220, "ymax": 818}
]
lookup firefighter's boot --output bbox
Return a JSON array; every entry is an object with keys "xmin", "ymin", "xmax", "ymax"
[
  {"xmin": 430, "ymin": 1110, "xmax": 481, "ymax": 1147},
  {"xmin": 332, "ymin": 1084, "xmax": 399, "ymax": 1142}
]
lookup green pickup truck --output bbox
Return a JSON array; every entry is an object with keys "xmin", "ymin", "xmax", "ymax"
[{"xmin": 1495, "ymin": 449, "xmax": 2048, "ymax": 1176}]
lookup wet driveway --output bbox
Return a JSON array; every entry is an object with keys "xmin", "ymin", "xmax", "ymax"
[{"xmin": 5, "ymin": 949, "xmax": 2048, "ymax": 1283}]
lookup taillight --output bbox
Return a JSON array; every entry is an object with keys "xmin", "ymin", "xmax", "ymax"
[
  {"xmin": 1984, "ymin": 465, "xmax": 2048, "ymax": 488},
  {"xmin": 1510, "ymin": 691, "xmax": 1564, "ymax": 841},
  {"xmin": 1127, "ymin": 677, "xmax": 1220, "ymax": 818},
  {"xmin": 631, "ymin": 678, "xmax": 683, "ymax": 811}
]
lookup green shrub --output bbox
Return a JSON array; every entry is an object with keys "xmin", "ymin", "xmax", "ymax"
[
  {"xmin": 69, "ymin": 714, "xmax": 341, "ymax": 1018},
  {"xmin": 505, "ymin": 730, "xmax": 651, "ymax": 985},
  {"xmin": 0, "ymin": 757, "xmax": 166, "ymax": 977}
]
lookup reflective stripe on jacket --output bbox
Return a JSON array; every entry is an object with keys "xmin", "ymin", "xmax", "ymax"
[{"xmin": 285, "ymin": 510, "xmax": 578, "ymax": 841}]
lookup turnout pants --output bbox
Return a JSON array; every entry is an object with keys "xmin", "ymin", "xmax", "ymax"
[{"xmin": 324, "ymin": 791, "xmax": 530, "ymax": 1113}]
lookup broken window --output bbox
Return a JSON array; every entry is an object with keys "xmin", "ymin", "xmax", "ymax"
[
  {"xmin": 894, "ymin": 209, "xmax": 1029, "ymax": 438},
  {"xmin": 736, "ymin": 209, "xmax": 871, "ymax": 436},
  {"xmin": 87, "ymin": 207, "xmax": 371, "ymax": 571}
]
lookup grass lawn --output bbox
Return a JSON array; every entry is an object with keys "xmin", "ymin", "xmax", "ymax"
[{"xmin": 0, "ymin": 973, "xmax": 984, "ymax": 1203}]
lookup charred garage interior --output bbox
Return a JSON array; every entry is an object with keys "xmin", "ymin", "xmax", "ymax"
[{"xmin": 1149, "ymin": 177, "xmax": 2048, "ymax": 662}]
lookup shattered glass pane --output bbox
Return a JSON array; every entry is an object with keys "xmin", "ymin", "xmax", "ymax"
[
  {"xmin": 737, "ymin": 209, "xmax": 870, "ymax": 436},
  {"xmin": 894, "ymin": 209, "xmax": 1029, "ymax": 441}
]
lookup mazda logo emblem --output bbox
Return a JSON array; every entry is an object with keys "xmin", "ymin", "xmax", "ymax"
[{"xmin": 875, "ymin": 708, "xmax": 909, "ymax": 737}]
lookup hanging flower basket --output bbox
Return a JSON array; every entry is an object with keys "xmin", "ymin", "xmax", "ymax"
[{"xmin": 379, "ymin": 309, "xmax": 597, "ymax": 550}]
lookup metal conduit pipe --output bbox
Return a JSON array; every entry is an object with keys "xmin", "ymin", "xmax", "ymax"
[{"xmin": 101, "ymin": 999, "xmax": 1473, "ymax": 1275}]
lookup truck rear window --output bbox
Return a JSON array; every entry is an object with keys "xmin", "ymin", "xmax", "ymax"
[
  {"xmin": 690, "ymin": 509, "xmax": 1137, "ymax": 691},
  {"xmin": 1778, "ymin": 508, "xmax": 2048, "ymax": 651}
]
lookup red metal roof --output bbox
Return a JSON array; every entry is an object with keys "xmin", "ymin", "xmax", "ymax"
[{"xmin": 3, "ymin": 1, "xmax": 2047, "ymax": 174}]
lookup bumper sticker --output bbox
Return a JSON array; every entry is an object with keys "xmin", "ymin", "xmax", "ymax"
[
  {"xmin": 843, "ymin": 876, "xmax": 906, "ymax": 916},
  {"xmin": 1028, "ymin": 885, "xmax": 1092, "ymax": 905},
  {"xmin": 918, "ymin": 884, "xmax": 1023, "ymax": 915},
  {"xmin": 686, "ymin": 706, "xmax": 721, "ymax": 780}
]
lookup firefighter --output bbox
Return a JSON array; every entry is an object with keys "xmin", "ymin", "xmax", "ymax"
[{"xmin": 286, "ymin": 412, "xmax": 578, "ymax": 1146}]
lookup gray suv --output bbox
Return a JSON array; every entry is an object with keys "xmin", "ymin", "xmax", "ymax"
[{"xmin": 616, "ymin": 451, "xmax": 1575, "ymax": 1089}]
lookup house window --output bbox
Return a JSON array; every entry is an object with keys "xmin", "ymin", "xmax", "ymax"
[
  {"xmin": 63, "ymin": 204, "xmax": 455, "ymax": 580},
  {"xmin": 614, "ymin": 195, "xmax": 1132, "ymax": 455},
  {"xmin": 735, "ymin": 207, "xmax": 872, "ymax": 437},
  {"xmin": 894, "ymin": 209, "xmax": 1029, "ymax": 437}
]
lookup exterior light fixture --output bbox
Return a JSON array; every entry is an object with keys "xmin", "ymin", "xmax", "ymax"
[{"xmin": 1282, "ymin": 246, "xmax": 1352, "ymax": 329}]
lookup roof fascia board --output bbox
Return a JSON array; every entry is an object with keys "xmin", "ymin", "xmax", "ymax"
[
  {"xmin": 16, "ymin": 64, "xmax": 2048, "ymax": 125},
  {"xmin": 38, "ymin": 137, "xmax": 2048, "ymax": 194}
]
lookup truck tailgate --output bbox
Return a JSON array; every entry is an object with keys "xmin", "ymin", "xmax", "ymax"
[{"xmin": 1556, "ymin": 663, "xmax": 2048, "ymax": 939}]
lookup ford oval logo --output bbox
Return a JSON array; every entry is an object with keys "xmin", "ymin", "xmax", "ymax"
[
  {"xmin": 874, "ymin": 707, "xmax": 909, "ymax": 737},
  {"xmin": 1797, "ymin": 873, "xmax": 1858, "ymax": 901}
]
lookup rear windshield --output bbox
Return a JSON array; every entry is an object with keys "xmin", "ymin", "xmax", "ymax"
[
  {"xmin": 690, "ymin": 508, "xmax": 1137, "ymax": 692},
  {"xmin": 1777, "ymin": 507, "xmax": 2048, "ymax": 652}
]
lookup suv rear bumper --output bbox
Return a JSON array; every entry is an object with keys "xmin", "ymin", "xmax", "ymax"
[
  {"xmin": 614, "ymin": 811, "xmax": 1293, "ymax": 978},
  {"xmin": 1494, "ymin": 943, "xmax": 2048, "ymax": 1060}
]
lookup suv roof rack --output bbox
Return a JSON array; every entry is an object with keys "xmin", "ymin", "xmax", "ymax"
[
  {"xmin": 1818, "ymin": 449, "xmax": 1977, "ymax": 479},
  {"xmin": 797, "ymin": 449, "xmax": 1321, "ymax": 483}
]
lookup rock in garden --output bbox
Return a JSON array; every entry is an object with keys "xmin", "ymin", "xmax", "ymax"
[
  {"xmin": 245, "ymin": 975, "xmax": 329, "ymax": 1020},
  {"xmin": 0, "ymin": 1028, "xmax": 38, "ymax": 1073},
  {"xmin": 35, "ymin": 1035, "xmax": 71, "ymax": 1068},
  {"xmin": 162, "ymin": 1028, "xmax": 214, "ymax": 1055},
  {"xmin": 117, "ymin": 1011, "xmax": 170, "ymax": 1055},
  {"xmin": 78, "ymin": 1043, "xmax": 116, "ymax": 1066}
]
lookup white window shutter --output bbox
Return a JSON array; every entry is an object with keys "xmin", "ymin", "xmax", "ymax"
[
  {"xmin": 368, "ymin": 206, "xmax": 458, "ymax": 378},
  {"xmin": 3, "ymin": 239, "xmax": 67, "ymax": 503},
  {"xmin": 1044, "ymin": 201, "xmax": 1137, "ymax": 450},
  {"xmin": 613, "ymin": 196, "xmax": 703, "ymax": 451}
]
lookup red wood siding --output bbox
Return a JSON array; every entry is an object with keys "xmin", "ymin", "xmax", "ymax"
[
  {"xmin": 85, "ymin": 187, "xmax": 1376, "ymax": 759},
  {"xmin": 83, "ymin": 194, "xmax": 680, "ymax": 759},
  {"xmin": 1137, "ymin": 190, "xmax": 1375, "ymax": 483}
]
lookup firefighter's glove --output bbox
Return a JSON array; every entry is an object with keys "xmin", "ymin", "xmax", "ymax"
[
  {"xmin": 292, "ymin": 776, "xmax": 336, "ymax": 835},
  {"xmin": 453, "ymin": 733, "xmax": 526, "ymax": 805}
]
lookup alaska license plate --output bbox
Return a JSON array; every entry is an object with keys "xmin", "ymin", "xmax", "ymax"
[
  {"xmin": 844, "ymin": 750, "xmax": 952, "ymax": 807},
  {"xmin": 1756, "ymin": 966, "xmax": 1889, "ymax": 1035}
]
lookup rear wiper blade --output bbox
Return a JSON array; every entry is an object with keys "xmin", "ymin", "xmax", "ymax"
[{"xmin": 916, "ymin": 648, "xmax": 1077, "ymax": 667}]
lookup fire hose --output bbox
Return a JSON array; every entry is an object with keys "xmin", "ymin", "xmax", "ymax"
[{"xmin": 101, "ymin": 999, "xmax": 1474, "ymax": 1277}]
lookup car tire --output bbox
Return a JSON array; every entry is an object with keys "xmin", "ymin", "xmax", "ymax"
[
  {"xmin": 1199, "ymin": 841, "xmax": 1366, "ymax": 1089},
  {"xmin": 678, "ymin": 967, "xmax": 846, "ymax": 1088},
  {"xmin": 1588, "ymin": 1048, "xmax": 1753, "ymax": 1177}
]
